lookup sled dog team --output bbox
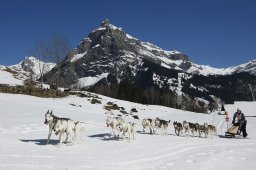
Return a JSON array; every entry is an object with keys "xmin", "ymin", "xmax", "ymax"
[
  {"xmin": 142, "ymin": 118, "xmax": 217, "ymax": 138},
  {"xmin": 44, "ymin": 110, "xmax": 217, "ymax": 145}
]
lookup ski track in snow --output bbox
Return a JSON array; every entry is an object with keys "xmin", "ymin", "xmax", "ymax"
[{"xmin": 0, "ymin": 93, "xmax": 256, "ymax": 170}]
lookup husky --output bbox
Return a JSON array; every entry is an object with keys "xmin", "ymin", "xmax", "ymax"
[
  {"xmin": 106, "ymin": 115, "xmax": 124, "ymax": 138},
  {"xmin": 208, "ymin": 124, "xmax": 217, "ymax": 136},
  {"xmin": 44, "ymin": 110, "xmax": 60, "ymax": 144},
  {"xmin": 117, "ymin": 121, "xmax": 136, "ymax": 141},
  {"xmin": 44, "ymin": 110, "xmax": 84, "ymax": 145},
  {"xmin": 173, "ymin": 121, "xmax": 183, "ymax": 136},
  {"xmin": 183, "ymin": 121, "xmax": 189, "ymax": 136},
  {"xmin": 155, "ymin": 117, "xmax": 170, "ymax": 136},
  {"xmin": 142, "ymin": 118, "xmax": 155, "ymax": 134},
  {"xmin": 198, "ymin": 123, "xmax": 209, "ymax": 138},
  {"xmin": 188, "ymin": 122, "xmax": 199, "ymax": 137},
  {"xmin": 52, "ymin": 118, "xmax": 77, "ymax": 145}
]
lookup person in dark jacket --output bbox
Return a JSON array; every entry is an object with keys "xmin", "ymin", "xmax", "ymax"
[{"xmin": 232, "ymin": 108, "xmax": 248, "ymax": 138}]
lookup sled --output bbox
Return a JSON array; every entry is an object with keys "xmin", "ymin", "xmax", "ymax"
[{"xmin": 224, "ymin": 125, "xmax": 240, "ymax": 138}]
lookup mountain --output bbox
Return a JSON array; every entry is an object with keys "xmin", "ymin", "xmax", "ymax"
[
  {"xmin": 0, "ymin": 57, "xmax": 55, "ymax": 86},
  {"xmin": 9, "ymin": 56, "xmax": 55, "ymax": 80},
  {"xmin": 188, "ymin": 60, "xmax": 256, "ymax": 76},
  {"xmin": 41, "ymin": 19, "xmax": 256, "ymax": 111},
  {"xmin": 44, "ymin": 19, "xmax": 190, "ymax": 87},
  {"xmin": 0, "ymin": 65, "xmax": 24, "ymax": 86}
]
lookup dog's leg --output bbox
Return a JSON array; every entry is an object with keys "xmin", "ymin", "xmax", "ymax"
[
  {"xmin": 110, "ymin": 128, "xmax": 115, "ymax": 138},
  {"xmin": 149, "ymin": 127, "xmax": 152, "ymax": 134},
  {"xmin": 46, "ymin": 128, "xmax": 52, "ymax": 145},
  {"xmin": 113, "ymin": 123, "xmax": 118, "ymax": 138},
  {"xmin": 123, "ymin": 130, "xmax": 125, "ymax": 140},
  {"xmin": 59, "ymin": 133, "xmax": 63, "ymax": 146},
  {"xmin": 133, "ymin": 129, "xmax": 135, "ymax": 140},
  {"xmin": 69, "ymin": 133, "xmax": 75, "ymax": 144},
  {"xmin": 64, "ymin": 132, "xmax": 68, "ymax": 143}
]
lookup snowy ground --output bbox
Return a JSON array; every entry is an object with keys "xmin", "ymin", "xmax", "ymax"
[
  {"xmin": 0, "ymin": 66, "xmax": 23, "ymax": 86},
  {"xmin": 0, "ymin": 92, "xmax": 255, "ymax": 170}
]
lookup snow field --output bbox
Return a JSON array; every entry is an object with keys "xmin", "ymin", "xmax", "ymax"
[{"xmin": 0, "ymin": 93, "xmax": 256, "ymax": 170}]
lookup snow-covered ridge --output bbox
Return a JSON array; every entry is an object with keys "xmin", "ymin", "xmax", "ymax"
[
  {"xmin": 188, "ymin": 59, "xmax": 256, "ymax": 76},
  {"xmin": 0, "ymin": 56, "xmax": 56, "ymax": 86},
  {"xmin": 0, "ymin": 65, "xmax": 24, "ymax": 85},
  {"xmin": 142, "ymin": 42, "xmax": 181, "ymax": 55},
  {"xmin": 9, "ymin": 56, "xmax": 55, "ymax": 79}
]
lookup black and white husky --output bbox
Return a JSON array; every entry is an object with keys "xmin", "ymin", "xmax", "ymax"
[
  {"xmin": 155, "ymin": 117, "xmax": 170, "ymax": 136},
  {"xmin": 106, "ymin": 115, "xmax": 124, "ymax": 138},
  {"xmin": 198, "ymin": 123, "xmax": 209, "ymax": 138},
  {"xmin": 208, "ymin": 124, "xmax": 217, "ymax": 136},
  {"xmin": 142, "ymin": 118, "xmax": 155, "ymax": 134},
  {"xmin": 183, "ymin": 121, "xmax": 189, "ymax": 136},
  {"xmin": 44, "ymin": 110, "xmax": 84, "ymax": 145},
  {"xmin": 188, "ymin": 122, "xmax": 199, "ymax": 137},
  {"xmin": 117, "ymin": 121, "xmax": 136, "ymax": 141},
  {"xmin": 173, "ymin": 121, "xmax": 183, "ymax": 136}
]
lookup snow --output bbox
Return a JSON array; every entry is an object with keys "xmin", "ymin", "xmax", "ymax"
[
  {"xmin": 142, "ymin": 42, "xmax": 165, "ymax": 53},
  {"xmin": 188, "ymin": 63, "xmax": 235, "ymax": 76},
  {"xmin": 188, "ymin": 59, "xmax": 256, "ymax": 76},
  {"xmin": 126, "ymin": 33, "xmax": 138, "ymax": 40},
  {"xmin": 9, "ymin": 56, "xmax": 55, "ymax": 79},
  {"xmin": 92, "ymin": 44, "xmax": 101, "ymax": 48},
  {"xmin": 109, "ymin": 24, "xmax": 122, "ymax": 30},
  {"xmin": 93, "ymin": 24, "xmax": 122, "ymax": 33},
  {"xmin": 1, "ymin": 92, "xmax": 255, "ymax": 170},
  {"xmin": 70, "ymin": 51, "xmax": 87, "ymax": 63},
  {"xmin": 161, "ymin": 62, "xmax": 171, "ymax": 69},
  {"xmin": 0, "ymin": 66, "xmax": 24, "ymax": 86},
  {"xmin": 165, "ymin": 50, "xmax": 182, "ymax": 55},
  {"xmin": 71, "ymin": 73, "xmax": 109, "ymax": 89}
]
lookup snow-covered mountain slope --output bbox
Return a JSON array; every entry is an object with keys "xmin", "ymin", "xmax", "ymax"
[
  {"xmin": 9, "ymin": 56, "xmax": 55, "ymax": 80},
  {"xmin": 189, "ymin": 60, "xmax": 256, "ymax": 76},
  {"xmin": 0, "ymin": 92, "xmax": 255, "ymax": 170},
  {"xmin": 0, "ymin": 65, "xmax": 24, "ymax": 85}
]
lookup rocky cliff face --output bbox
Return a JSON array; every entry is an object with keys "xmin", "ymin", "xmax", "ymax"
[
  {"xmin": 44, "ymin": 19, "xmax": 189, "ymax": 88},
  {"xmin": 43, "ymin": 19, "xmax": 256, "ymax": 109}
]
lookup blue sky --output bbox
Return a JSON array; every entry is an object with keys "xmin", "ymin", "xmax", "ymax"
[{"xmin": 0, "ymin": 0, "xmax": 255, "ymax": 67}]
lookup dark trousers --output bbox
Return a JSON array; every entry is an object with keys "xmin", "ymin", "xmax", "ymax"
[{"xmin": 234, "ymin": 120, "xmax": 247, "ymax": 137}]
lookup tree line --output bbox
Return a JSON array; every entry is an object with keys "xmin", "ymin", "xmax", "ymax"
[{"xmin": 90, "ymin": 81, "xmax": 209, "ymax": 113}]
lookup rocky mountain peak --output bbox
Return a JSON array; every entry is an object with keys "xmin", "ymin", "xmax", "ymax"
[
  {"xmin": 9, "ymin": 56, "xmax": 55, "ymax": 80},
  {"xmin": 100, "ymin": 19, "xmax": 111, "ymax": 27}
]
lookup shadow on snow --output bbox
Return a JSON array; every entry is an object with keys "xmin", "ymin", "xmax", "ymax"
[
  {"xmin": 19, "ymin": 139, "xmax": 59, "ymax": 145},
  {"xmin": 88, "ymin": 133, "xmax": 123, "ymax": 141}
]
